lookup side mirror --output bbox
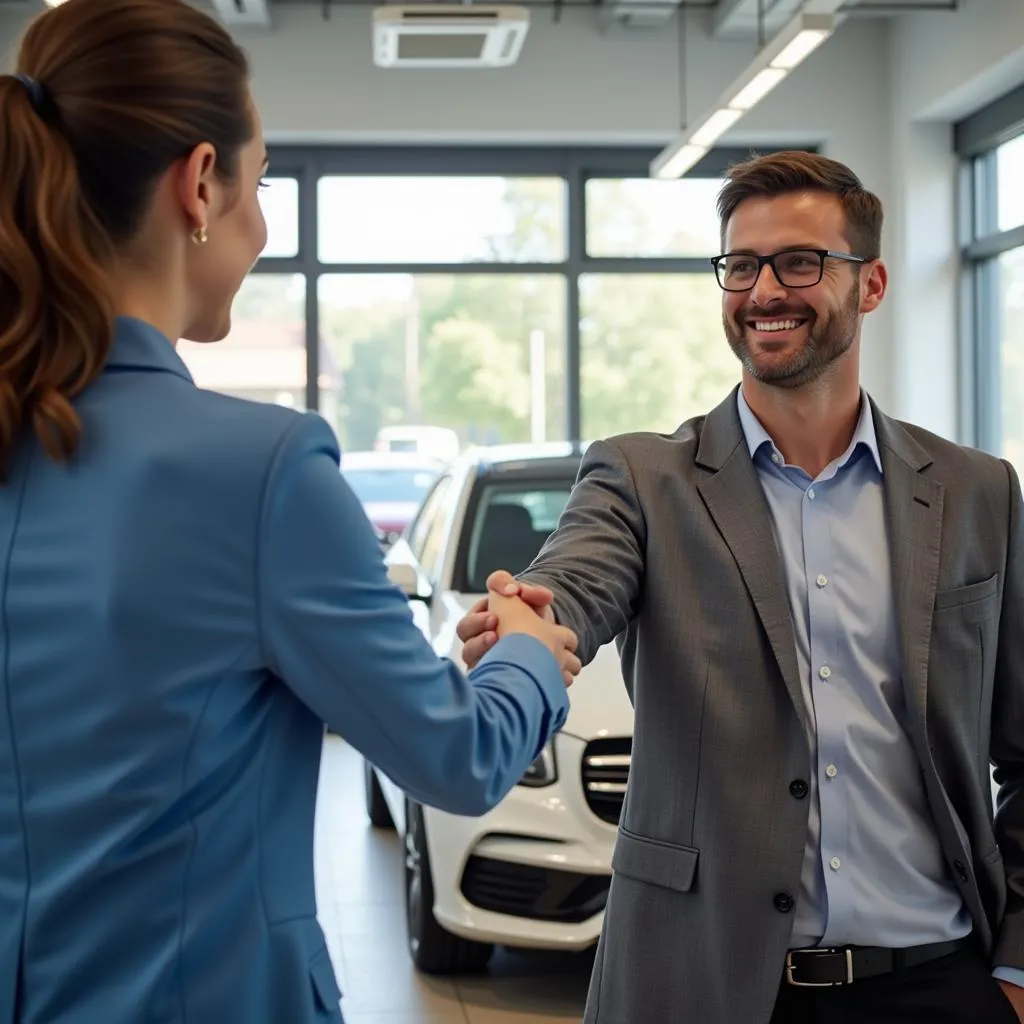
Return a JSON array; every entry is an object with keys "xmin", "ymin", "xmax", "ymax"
[{"xmin": 387, "ymin": 559, "xmax": 432, "ymax": 603}]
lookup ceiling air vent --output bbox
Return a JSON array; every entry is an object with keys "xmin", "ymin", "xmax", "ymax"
[{"xmin": 373, "ymin": 5, "xmax": 530, "ymax": 68}]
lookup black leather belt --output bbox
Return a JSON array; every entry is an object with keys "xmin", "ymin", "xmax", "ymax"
[{"xmin": 784, "ymin": 936, "xmax": 972, "ymax": 987}]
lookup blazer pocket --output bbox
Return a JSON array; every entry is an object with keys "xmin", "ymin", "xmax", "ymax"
[
  {"xmin": 934, "ymin": 573, "xmax": 999, "ymax": 612},
  {"xmin": 309, "ymin": 947, "xmax": 342, "ymax": 1013},
  {"xmin": 981, "ymin": 844, "xmax": 1004, "ymax": 870},
  {"xmin": 612, "ymin": 827, "xmax": 699, "ymax": 893}
]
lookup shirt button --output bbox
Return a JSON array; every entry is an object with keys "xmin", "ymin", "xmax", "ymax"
[
  {"xmin": 818, "ymin": 666, "xmax": 831, "ymax": 680},
  {"xmin": 816, "ymin": 574, "xmax": 828, "ymax": 588},
  {"xmin": 830, "ymin": 856, "xmax": 841, "ymax": 871},
  {"xmin": 825, "ymin": 764, "xmax": 838, "ymax": 779},
  {"xmin": 771, "ymin": 452, "xmax": 782, "ymax": 465},
  {"xmin": 807, "ymin": 488, "xmax": 816, "ymax": 500}
]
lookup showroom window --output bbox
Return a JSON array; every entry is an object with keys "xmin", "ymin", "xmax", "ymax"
[
  {"xmin": 181, "ymin": 146, "xmax": 807, "ymax": 447},
  {"xmin": 957, "ymin": 84, "xmax": 1024, "ymax": 468}
]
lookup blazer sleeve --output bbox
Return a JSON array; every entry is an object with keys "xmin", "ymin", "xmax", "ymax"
[
  {"xmin": 518, "ymin": 438, "xmax": 646, "ymax": 666},
  {"xmin": 992, "ymin": 458, "xmax": 1024, "ymax": 968},
  {"xmin": 255, "ymin": 413, "xmax": 570, "ymax": 818}
]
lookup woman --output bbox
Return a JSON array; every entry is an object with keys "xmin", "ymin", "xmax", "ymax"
[{"xmin": 0, "ymin": 1, "xmax": 580, "ymax": 1021}]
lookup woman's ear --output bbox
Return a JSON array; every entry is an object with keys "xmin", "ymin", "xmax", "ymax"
[{"xmin": 175, "ymin": 142, "xmax": 218, "ymax": 236}]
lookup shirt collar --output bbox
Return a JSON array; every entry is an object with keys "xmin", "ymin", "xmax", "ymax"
[{"xmin": 735, "ymin": 385, "xmax": 883, "ymax": 475}]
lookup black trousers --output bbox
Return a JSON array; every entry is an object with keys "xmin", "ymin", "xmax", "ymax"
[{"xmin": 769, "ymin": 946, "xmax": 1019, "ymax": 1023}]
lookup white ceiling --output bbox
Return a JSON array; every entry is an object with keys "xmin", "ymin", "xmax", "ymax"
[
  {"xmin": 710, "ymin": 0, "xmax": 959, "ymax": 39},
  {"xmin": 166, "ymin": 0, "xmax": 965, "ymax": 39}
]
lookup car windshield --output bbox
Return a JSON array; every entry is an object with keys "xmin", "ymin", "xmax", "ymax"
[
  {"xmin": 463, "ymin": 478, "xmax": 575, "ymax": 591},
  {"xmin": 345, "ymin": 467, "xmax": 439, "ymax": 504}
]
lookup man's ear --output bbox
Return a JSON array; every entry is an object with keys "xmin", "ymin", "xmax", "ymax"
[{"xmin": 861, "ymin": 259, "xmax": 887, "ymax": 314}]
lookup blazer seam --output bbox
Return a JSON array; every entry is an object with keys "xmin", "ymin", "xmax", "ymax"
[
  {"xmin": 175, "ymin": 643, "xmax": 260, "ymax": 1024},
  {"xmin": 689, "ymin": 661, "xmax": 711, "ymax": 849},
  {"xmin": 0, "ymin": 442, "xmax": 35, "ymax": 1012},
  {"xmin": 255, "ymin": 711, "xmax": 275, "ymax": 927},
  {"xmin": 605, "ymin": 437, "xmax": 649, "ymax": 548},
  {"xmin": 253, "ymin": 415, "xmax": 311, "ymax": 673}
]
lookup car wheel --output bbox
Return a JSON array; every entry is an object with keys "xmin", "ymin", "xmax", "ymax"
[
  {"xmin": 403, "ymin": 799, "xmax": 494, "ymax": 975},
  {"xmin": 363, "ymin": 760, "xmax": 395, "ymax": 829}
]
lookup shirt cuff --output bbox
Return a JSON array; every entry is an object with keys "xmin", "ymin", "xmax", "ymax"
[
  {"xmin": 477, "ymin": 632, "xmax": 570, "ymax": 745},
  {"xmin": 993, "ymin": 966, "xmax": 1024, "ymax": 989}
]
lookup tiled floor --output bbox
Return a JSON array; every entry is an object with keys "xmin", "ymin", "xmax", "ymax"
[{"xmin": 314, "ymin": 735, "xmax": 595, "ymax": 1024}]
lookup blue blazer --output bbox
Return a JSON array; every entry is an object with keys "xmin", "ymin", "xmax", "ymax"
[{"xmin": 0, "ymin": 316, "xmax": 568, "ymax": 1023}]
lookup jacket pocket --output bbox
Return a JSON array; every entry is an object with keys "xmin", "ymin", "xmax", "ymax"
[
  {"xmin": 309, "ymin": 946, "xmax": 342, "ymax": 1014},
  {"xmin": 934, "ymin": 573, "xmax": 999, "ymax": 612},
  {"xmin": 982, "ymin": 844, "xmax": 1004, "ymax": 871},
  {"xmin": 611, "ymin": 827, "xmax": 699, "ymax": 893}
]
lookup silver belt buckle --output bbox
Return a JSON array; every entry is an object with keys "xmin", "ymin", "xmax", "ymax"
[{"xmin": 785, "ymin": 948, "xmax": 854, "ymax": 987}]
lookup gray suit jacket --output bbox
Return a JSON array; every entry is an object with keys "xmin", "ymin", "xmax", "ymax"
[{"xmin": 520, "ymin": 389, "xmax": 1024, "ymax": 1024}]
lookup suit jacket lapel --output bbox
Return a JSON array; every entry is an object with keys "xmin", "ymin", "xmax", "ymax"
[
  {"xmin": 873, "ymin": 403, "xmax": 944, "ymax": 733},
  {"xmin": 695, "ymin": 392, "xmax": 810, "ymax": 739}
]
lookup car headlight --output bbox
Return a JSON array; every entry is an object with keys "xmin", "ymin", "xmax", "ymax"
[{"xmin": 518, "ymin": 741, "xmax": 557, "ymax": 788}]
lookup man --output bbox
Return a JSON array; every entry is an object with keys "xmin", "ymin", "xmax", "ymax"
[{"xmin": 457, "ymin": 151, "xmax": 1024, "ymax": 1023}]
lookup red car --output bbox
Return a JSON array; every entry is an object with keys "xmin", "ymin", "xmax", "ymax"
[{"xmin": 341, "ymin": 450, "xmax": 443, "ymax": 547}]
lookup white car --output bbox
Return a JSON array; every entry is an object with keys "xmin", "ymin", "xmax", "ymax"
[{"xmin": 364, "ymin": 443, "xmax": 634, "ymax": 975}]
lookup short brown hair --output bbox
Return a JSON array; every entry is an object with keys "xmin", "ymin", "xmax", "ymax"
[
  {"xmin": 0, "ymin": 0, "xmax": 252, "ymax": 479},
  {"xmin": 716, "ymin": 150, "xmax": 883, "ymax": 262}
]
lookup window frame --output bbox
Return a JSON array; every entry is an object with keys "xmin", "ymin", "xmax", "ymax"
[
  {"xmin": 253, "ymin": 144, "xmax": 816, "ymax": 440},
  {"xmin": 956, "ymin": 84, "xmax": 1024, "ymax": 454}
]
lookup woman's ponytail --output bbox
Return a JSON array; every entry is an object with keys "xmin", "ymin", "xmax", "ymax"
[
  {"xmin": 0, "ymin": 72, "xmax": 114, "ymax": 479},
  {"xmin": 0, "ymin": 0, "xmax": 252, "ymax": 481}
]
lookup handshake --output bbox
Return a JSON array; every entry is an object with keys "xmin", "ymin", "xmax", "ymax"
[{"xmin": 457, "ymin": 570, "xmax": 582, "ymax": 687}]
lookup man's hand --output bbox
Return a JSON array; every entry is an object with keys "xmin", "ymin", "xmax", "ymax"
[
  {"xmin": 485, "ymin": 590, "xmax": 580, "ymax": 686},
  {"xmin": 998, "ymin": 981, "xmax": 1024, "ymax": 1022},
  {"xmin": 457, "ymin": 570, "xmax": 565, "ymax": 676}
]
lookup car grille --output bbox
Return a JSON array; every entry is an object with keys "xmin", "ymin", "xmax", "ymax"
[
  {"xmin": 460, "ymin": 856, "xmax": 609, "ymax": 923},
  {"xmin": 581, "ymin": 737, "xmax": 631, "ymax": 825}
]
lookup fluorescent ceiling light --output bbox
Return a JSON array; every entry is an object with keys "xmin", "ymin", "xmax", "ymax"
[
  {"xmin": 772, "ymin": 26, "xmax": 831, "ymax": 70},
  {"xmin": 690, "ymin": 108, "xmax": 743, "ymax": 148},
  {"xmin": 651, "ymin": 12, "xmax": 835, "ymax": 179},
  {"xmin": 729, "ymin": 67, "xmax": 787, "ymax": 111},
  {"xmin": 652, "ymin": 143, "xmax": 708, "ymax": 180}
]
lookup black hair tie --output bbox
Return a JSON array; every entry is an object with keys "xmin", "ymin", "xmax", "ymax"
[{"xmin": 13, "ymin": 74, "xmax": 48, "ymax": 114}]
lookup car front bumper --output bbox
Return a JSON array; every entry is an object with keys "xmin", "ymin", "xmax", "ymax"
[{"xmin": 422, "ymin": 731, "xmax": 626, "ymax": 951}]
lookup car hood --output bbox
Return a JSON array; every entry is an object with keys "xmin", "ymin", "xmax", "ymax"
[{"xmin": 444, "ymin": 592, "xmax": 634, "ymax": 741}]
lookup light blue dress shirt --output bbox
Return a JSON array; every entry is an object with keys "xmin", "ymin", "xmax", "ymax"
[{"xmin": 735, "ymin": 388, "xmax": 975, "ymax": 952}]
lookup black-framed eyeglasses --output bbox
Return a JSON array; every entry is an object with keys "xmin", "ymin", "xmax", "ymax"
[{"xmin": 710, "ymin": 248, "xmax": 866, "ymax": 292}]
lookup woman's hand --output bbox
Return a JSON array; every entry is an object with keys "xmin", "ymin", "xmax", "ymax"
[
  {"xmin": 486, "ymin": 590, "xmax": 581, "ymax": 686},
  {"xmin": 457, "ymin": 571, "xmax": 556, "ymax": 669}
]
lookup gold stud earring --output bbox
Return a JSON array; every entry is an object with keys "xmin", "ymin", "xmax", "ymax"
[{"xmin": 192, "ymin": 225, "xmax": 208, "ymax": 245}]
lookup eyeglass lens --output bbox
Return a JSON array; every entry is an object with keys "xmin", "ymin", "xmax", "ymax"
[{"xmin": 716, "ymin": 250, "xmax": 823, "ymax": 290}]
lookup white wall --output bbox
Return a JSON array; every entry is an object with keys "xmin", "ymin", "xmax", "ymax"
[
  {"xmin": 886, "ymin": 0, "xmax": 1024, "ymax": 441},
  {"xmin": 0, "ymin": 0, "xmax": 1021, "ymax": 437}
]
